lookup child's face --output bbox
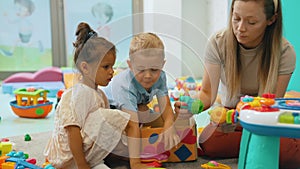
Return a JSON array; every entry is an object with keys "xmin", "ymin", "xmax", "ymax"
[
  {"xmin": 95, "ymin": 53, "xmax": 116, "ymax": 86},
  {"xmin": 128, "ymin": 54, "xmax": 165, "ymax": 91},
  {"xmin": 15, "ymin": 3, "xmax": 30, "ymax": 17}
]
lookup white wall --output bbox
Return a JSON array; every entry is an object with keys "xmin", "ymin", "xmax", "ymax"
[
  {"xmin": 207, "ymin": 0, "xmax": 229, "ymax": 36},
  {"xmin": 143, "ymin": 0, "xmax": 229, "ymax": 81},
  {"xmin": 181, "ymin": 0, "xmax": 208, "ymax": 79},
  {"xmin": 143, "ymin": 0, "xmax": 183, "ymax": 83}
]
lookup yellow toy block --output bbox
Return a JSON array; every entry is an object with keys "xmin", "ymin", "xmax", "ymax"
[{"xmin": 0, "ymin": 142, "xmax": 12, "ymax": 156}]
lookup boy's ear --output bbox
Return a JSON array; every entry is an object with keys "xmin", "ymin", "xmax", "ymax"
[
  {"xmin": 162, "ymin": 60, "xmax": 166, "ymax": 68},
  {"xmin": 127, "ymin": 60, "xmax": 133, "ymax": 71}
]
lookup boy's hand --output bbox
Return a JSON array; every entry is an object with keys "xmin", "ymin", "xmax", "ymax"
[
  {"xmin": 138, "ymin": 104, "xmax": 157, "ymax": 124},
  {"xmin": 138, "ymin": 103, "xmax": 149, "ymax": 112},
  {"xmin": 161, "ymin": 125, "xmax": 180, "ymax": 151}
]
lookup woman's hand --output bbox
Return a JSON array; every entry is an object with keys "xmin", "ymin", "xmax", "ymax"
[
  {"xmin": 173, "ymin": 101, "xmax": 194, "ymax": 120},
  {"xmin": 173, "ymin": 101, "xmax": 182, "ymax": 115},
  {"xmin": 216, "ymin": 123, "xmax": 237, "ymax": 133}
]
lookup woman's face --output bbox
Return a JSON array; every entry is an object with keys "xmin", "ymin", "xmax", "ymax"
[{"xmin": 232, "ymin": 1, "xmax": 273, "ymax": 48}]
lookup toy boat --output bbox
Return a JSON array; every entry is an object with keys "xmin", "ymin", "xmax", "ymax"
[{"xmin": 10, "ymin": 88, "xmax": 53, "ymax": 118}]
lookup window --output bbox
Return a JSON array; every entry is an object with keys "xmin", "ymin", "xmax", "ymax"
[
  {"xmin": 0, "ymin": 0, "xmax": 141, "ymax": 80},
  {"xmin": 64, "ymin": 0, "xmax": 136, "ymax": 68},
  {"xmin": 0, "ymin": 0, "xmax": 52, "ymax": 72}
]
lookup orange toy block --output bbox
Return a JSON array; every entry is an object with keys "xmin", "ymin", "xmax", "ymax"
[
  {"xmin": 1, "ymin": 162, "xmax": 15, "ymax": 169},
  {"xmin": 0, "ymin": 156, "xmax": 9, "ymax": 169}
]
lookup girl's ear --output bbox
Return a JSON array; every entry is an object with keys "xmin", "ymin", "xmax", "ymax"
[
  {"xmin": 268, "ymin": 13, "xmax": 278, "ymax": 26},
  {"xmin": 80, "ymin": 61, "xmax": 89, "ymax": 75}
]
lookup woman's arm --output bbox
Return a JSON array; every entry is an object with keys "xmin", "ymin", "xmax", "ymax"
[
  {"xmin": 174, "ymin": 63, "xmax": 221, "ymax": 114},
  {"xmin": 198, "ymin": 63, "xmax": 221, "ymax": 110},
  {"xmin": 275, "ymin": 74, "xmax": 293, "ymax": 97},
  {"xmin": 65, "ymin": 126, "xmax": 90, "ymax": 169}
]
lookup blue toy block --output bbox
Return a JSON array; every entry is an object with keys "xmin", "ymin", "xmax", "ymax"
[{"xmin": 6, "ymin": 157, "xmax": 43, "ymax": 169}]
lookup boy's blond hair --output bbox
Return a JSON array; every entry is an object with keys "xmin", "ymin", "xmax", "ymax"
[{"xmin": 129, "ymin": 32, "xmax": 165, "ymax": 60}]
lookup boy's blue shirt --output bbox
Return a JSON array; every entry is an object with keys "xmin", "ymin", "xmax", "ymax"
[{"xmin": 102, "ymin": 69, "xmax": 169, "ymax": 112}]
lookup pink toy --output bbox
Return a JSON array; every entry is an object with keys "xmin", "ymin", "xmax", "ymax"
[{"xmin": 3, "ymin": 67, "xmax": 62, "ymax": 83}]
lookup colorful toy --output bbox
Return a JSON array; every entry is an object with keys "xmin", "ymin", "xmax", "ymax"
[
  {"xmin": 236, "ymin": 93, "xmax": 278, "ymax": 113},
  {"xmin": 175, "ymin": 76, "xmax": 201, "ymax": 92},
  {"xmin": 0, "ymin": 142, "xmax": 13, "ymax": 156},
  {"xmin": 141, "ymin": 119, "xmax": 198, "ymax": 163},
  {"xmin": 141, "ymin": 152, "xmax": 169, "ymax": 163},
  {"xmin": 5, "ymin": 157, "xmax": 43, "ymax": 169},
  {"xmin": 0, "ymin": 145, "xmax": 52, "ymax": 169},
  {"xmin": 238, "ymin": 95, "xmax": 300, "ymax": 169},
  {"xmin": 275, "ymin": 98, "xmax": 300, "ymax": 110},
  {"xmin": 55, "ymin": 89, "xmax": 65, "ymax": 109},
  {"xmin": 43, "ymin": 164, "xmax": 55, "ymax": 169},
  {"xmin": 179, "ymin": 95, "xmax": 204, "ymax": 114},
  {"xmin": 201, "ymin": 160, "xmax": 231, "ymax": 169},
  {"xmin": 144, "ymin": 161, "xmax": 164, "ymax": 168},
  {"xmin": 24, "ymin": 134, "xmax": 32, "ymax": 141},
  {"xmin": 170, "ymin": 76, "xmax": 201, "ymax": 101},
  {"xmin": 208, "ymin": 106, "xmax": 238, "ymax": 124},
  {"xmin": 10, "ymin": 88, "xmax": 53, "ymax": 118},
  {"xmin": 169, "ymin": 87, "xmax": 185, "ymax": 101},
  {"xmin": 1, "ymin": 138, "xmax": 10, "ymax": 142},
  {"xmin": 209, "ymin": 93, "xmax": 279, "ymax": 125}
]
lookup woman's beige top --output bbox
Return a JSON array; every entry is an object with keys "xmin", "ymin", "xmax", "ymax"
[{"xmin": 205, "ymin": 30, "xmax": 296, "ymax": 108}]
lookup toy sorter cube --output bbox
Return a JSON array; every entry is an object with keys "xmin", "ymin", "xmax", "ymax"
[{"xmin": 141, "ymin": 118, "xmax": 198, "ymax": 162}]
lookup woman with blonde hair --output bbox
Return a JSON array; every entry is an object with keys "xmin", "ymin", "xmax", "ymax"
[{"xmin": 176, "ymin": 0, "xmax": 299, "ymax": 168}]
